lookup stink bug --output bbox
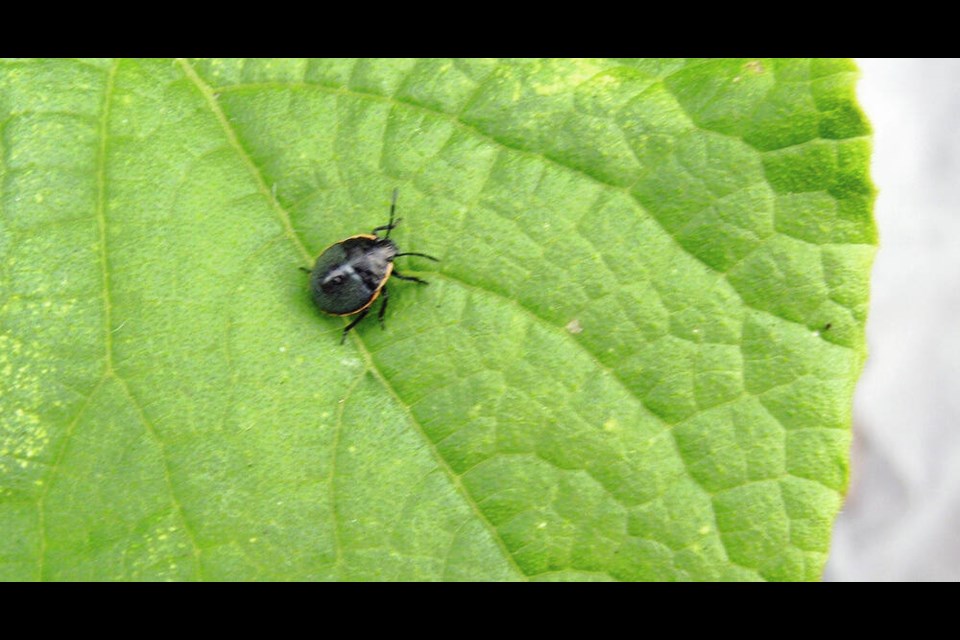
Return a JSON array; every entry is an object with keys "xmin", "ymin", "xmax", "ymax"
[{"xmin": 305, "ymin": 189, "xmax": 438, "ymax": 343}]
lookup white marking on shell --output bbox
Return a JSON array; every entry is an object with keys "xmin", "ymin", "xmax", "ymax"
[{"xmin": 323, "ymin": 263, "xmax": 358, "ymax": 285}]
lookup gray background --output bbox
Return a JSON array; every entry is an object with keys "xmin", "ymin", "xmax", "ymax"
[{"xmin": 824, "ymin": 58, "xmax": 960, "ymax": 581}]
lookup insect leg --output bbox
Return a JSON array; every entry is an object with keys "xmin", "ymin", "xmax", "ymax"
[
  {"xmin": 341, "ymin": 307, "xmax": 371, "ymax": 344},
  {"xmin": 378, "ymin": 286, "xmax": 389, "ymax": 329},
  {"xmin": 372, "ymin": 219, "xmax": 403, "ymax": 235},
  {"xmin": 372, "ymin": 188, "xmax": 402, "ymax": 237},
  {"xmin": 394, "ymin": 252, "xmax": 439, "ymax": 261},
  {"xmin": 392, "ymin": 269, "xmax": 429, "ymax": 285}
]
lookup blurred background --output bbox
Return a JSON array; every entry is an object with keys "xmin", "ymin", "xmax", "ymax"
[{"xmin": 824, "ymin": 59, "xmax": 960, "ymax": 581}]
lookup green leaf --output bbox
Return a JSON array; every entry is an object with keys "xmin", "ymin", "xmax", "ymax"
[{"xmin": 0, "ymin": 58, "xmax": 874, "ymax": 581}]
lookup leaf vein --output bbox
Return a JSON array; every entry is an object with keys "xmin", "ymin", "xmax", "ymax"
[
  {"xmin": 114, "ymin": 376, "xmax": 205, "ymax": 579},
  {"xmin": 177, "ymin": 59, "xmax": 311, "ymax": 264},
  {"xmin": 330, "ymin": 371, "xmax": 365, "ymax": 577},
  {"xmin": 348, "ymin": 332, "xmax": 530, "ymax": 581},
  {"xmin": 94, "ymin": 60, "xmax": 205, "ymax": 580},
  {"xmin": 36, "ymin": 375, "xmax": 107, "ymax": 580}
]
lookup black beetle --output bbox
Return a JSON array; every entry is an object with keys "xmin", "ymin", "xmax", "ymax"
[{"xmin": 304, "ymin": 189, "xmax": 438, "ymax": 343}]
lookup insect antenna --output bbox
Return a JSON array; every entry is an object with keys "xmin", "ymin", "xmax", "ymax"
[{"xmin": 385, "ymin": 187, "xmax": 400, "ymax": 240}]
